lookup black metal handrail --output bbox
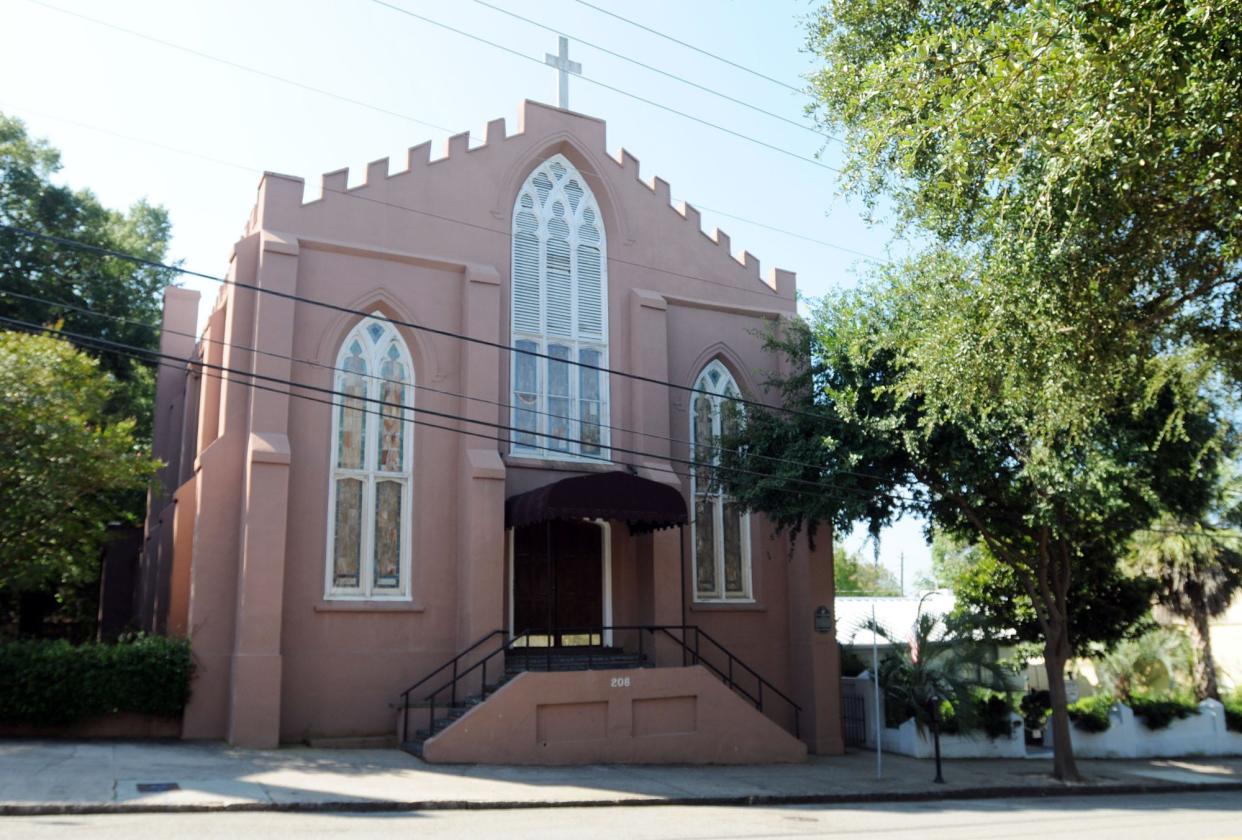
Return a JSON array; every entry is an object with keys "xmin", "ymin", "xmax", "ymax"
[{"xmin": 398, "ymin": 624, "xmax": 802, "ymax": 742}]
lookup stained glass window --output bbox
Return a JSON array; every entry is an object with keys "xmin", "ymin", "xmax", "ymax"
[
  {"xmin": 511, "ymin": 154, "xmax": 608, "ymax": 459},
  {"xmin": 327, "ymin": 315, "xmax": 414, "ymax": 599},
  {"xmin": 690, "ymin": 361, "xmax": 752, "ymax": 601}
]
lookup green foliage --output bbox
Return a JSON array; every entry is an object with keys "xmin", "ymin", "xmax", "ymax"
[
  {"xmin": 867, "ymin": 611, "xmax": 1015, "ymax": 735},
  {"xmin": 1095, "ymin": 627, "xmax": 1194, "ymax": 701},
  {"xmin": 806, "ymin": 0, "xmax": 1242, "ymax": 426},
  {"xmin": 941, "ymin": 691, "xmax": 1020, "ymax": 740},
  {"xmin": 1067, "ymin": 694, "xmax": 1115, "ymax": 733},
  {"xmin": 0, "ymin": 112, "xmax": 175, "ymax": 443},
  {"xmin": 1021, "ymin": 690, "xmax": 1052, "ymax": 732},
  {"xmin": 0, "ymin": 634, "xmax": 192, "ymax": 724},
  {"xmin": 835, "ymin": 541, "xmax": 901, "ymax": 596},
  {"xmin": 0, "ymin": 331, "xmax": 159, "ymax": 596},
  {"xmin": 1224, "ymin": 694, "xmax": 1242, "ymax": 733},
  {"xmin": 1126, "ymin": 464, "xmax": 1242, "ymax": 699},
  {"xmin": 949, "ymin": 534, "xmax": 1154, "ymax": 658},
  {"xmin": 840, "ymin": 645, "xmax": 868, "ymax": 677},
  {"xmin": 1128, "ymin": 692, "xmax": 1199, "ymax": 731}
]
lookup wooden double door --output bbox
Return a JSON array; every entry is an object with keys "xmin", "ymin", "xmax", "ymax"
[{"xmin": 512, "ymin": 521, "xmax": 604, "ymax": 646}]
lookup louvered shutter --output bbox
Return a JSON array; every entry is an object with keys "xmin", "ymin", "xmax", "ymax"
[
  {"xmin": 512, "ymin": 200, "xmax": 541, "ymax": 334},
  {"xmin": 577, "ymin": 209, "xmax": 603, "ymax": 338},
  {"xmin": 545, "ymin": 209, "xmax": 572, "ymax": 337}
]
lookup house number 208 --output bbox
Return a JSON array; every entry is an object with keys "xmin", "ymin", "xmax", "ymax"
[{"xmin": 610, "ymin": 676, "xmax": 631, "ymax": 688}]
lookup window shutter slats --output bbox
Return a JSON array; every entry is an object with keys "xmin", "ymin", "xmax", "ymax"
[{"xmin": 511, "ymin": 154, "xmax": 609, "ymax": 457}]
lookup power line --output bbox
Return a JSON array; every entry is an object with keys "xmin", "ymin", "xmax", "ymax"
[
  {"xmin": 21, "ymin": 0, "xmax": 456, "ymax": 136},
  {"xmin": 26, "ymin": 0, "xmax": 838, "ymax": 176},
  {"xmin": 569, "ymin": 0, "xmax": 804, "ymax": 95},
  {"xmin": 0, "ymin": 283, "xmax": 921, "ymax": 499},
  {"xmin": 0, "ymin": 224, "xmax": 834, "ymax": 425},
  {"xmin": 366, "ymin": 0, "xmax": 840, "ymax": 174},
  {"xmin": 3, "ymin": 101, "xmax": 886, "ymax": 266},
  {"xmin": 467, "ymin": 0, "xmax": 832, "ymax": 141},
  {"xmin": 0, "ymin": 313, "xmax": 919, "ymax": 508}
]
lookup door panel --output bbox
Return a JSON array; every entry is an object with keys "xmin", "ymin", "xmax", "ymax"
[{"xmin": 512, "ymin": 521, "xmax": 603, "ymax": 646}]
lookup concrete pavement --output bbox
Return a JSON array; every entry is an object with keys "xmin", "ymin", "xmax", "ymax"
[
  {"xmin": 1, "ymin": 740, "xmax": 1240, "ymax": 815},
  {"xmin": 8, "ymin": 792, "xmax": 1242, "ymax": 839}
]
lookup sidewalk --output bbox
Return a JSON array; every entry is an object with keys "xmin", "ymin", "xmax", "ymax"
[{"xmin": 1, "ymin": 740, "xmax": 1240, "ymax": 815}]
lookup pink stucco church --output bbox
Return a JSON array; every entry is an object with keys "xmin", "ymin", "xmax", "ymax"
[{"xmin": 141, "ymin": 98, "xmax": 843, "ymax": 763}]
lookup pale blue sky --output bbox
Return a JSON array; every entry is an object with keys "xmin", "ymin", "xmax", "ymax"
[{"xmin": 2, "ymin": 0, "xmax": 930, "ymax": 586}]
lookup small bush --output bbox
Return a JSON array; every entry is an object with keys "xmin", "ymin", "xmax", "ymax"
[
  {"xmin": 0, "ymin": 634, "xmax": 192, "ymax": 725},
  {"xmin": 975, "ymin": 693, "xmax": 1020, "ymax": 739},
  {"xmin": 1020, "ymin": 690, "xmax": 1051, "ymax": 732},
  {"xmin": 1067, "ymin": 694, "xmax": 1114, "ymax": 732},
  {"xmin": 1128, "ymin": 693, "xmax": 1198, "ymax": 730},
  {"xmin": 1224, "ymin": 694, "xmax": 1242, "ymax": 733},
  {"xmin": 840, "ymin": 647, "xmax": 868, "ymax": 678}
]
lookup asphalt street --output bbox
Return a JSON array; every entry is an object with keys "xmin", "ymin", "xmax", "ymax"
[{"xmin": 4, "ymin": 791, "xmax": 1242, "ymax": 839}]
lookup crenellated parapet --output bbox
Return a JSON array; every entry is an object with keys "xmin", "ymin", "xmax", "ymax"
[{"xmin": 248, "ymin": 100, "xmax": 795, "ymax": 299}]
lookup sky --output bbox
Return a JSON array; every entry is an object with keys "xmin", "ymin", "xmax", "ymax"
[{"xmin": 1, "ymin": 0, "xmax": 931, "ymax": 587}]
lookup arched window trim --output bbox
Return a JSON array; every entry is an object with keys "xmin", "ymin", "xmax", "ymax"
[
  {"xmin": 690, "ymin": 359, "xmax": 753, "ymax": 602},
  {"xmin": 510, "ymin": 153, "xmax": 610, "ymax": 461},
  {"xmin": 324, "ymin": 313, "xmax": 414, "ymax": 601}
]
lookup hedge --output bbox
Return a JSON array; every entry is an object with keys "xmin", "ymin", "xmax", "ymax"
[
  {"xmin": 1128, "ymin": 693, "xmax": 1198, "ymax": 731},
  {"xmin": 1224, "ymin": 695, "xmax": 1242, "ymax": 733},
  {"xmin": 0, "ymin": 635, "xmax": 192, "ymax": 725},
  {"xmin": 1067, "ymin": 694, "xmax": 1114, "ymax": 732}
]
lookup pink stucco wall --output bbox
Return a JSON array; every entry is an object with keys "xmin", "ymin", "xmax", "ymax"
[
  {"xmin": 158, "ymin": 100, "xmax": 841, "ymax": 756},
  {"xmin": 422, "ymin": 666, "xmax": 806, "ymax": 765}
]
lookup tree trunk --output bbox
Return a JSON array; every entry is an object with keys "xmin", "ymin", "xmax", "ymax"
[
  {"xmin": 1188, "ymin": 606, "xmax": 1220, "ymax": 701},
  {"xmin": 1043, "ymin": 623, "xmax": 1081, "ymax": 782}
]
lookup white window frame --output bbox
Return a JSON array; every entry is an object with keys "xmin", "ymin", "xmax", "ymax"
[
  {"xmin": 690, "ymin": 360, "xmax": 753, "ymax": 602},
  {"xmin": 510, "ymin": 154, "xmax": 610, "ymax": 461},
  {"xmin": 324, "ymin": 314, "xmax": 414, "ymax": 601}
]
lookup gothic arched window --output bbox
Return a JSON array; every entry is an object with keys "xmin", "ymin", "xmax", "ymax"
[
  {"xmin": 511, "ymin": 154, "xmax": 608, "ymax": 458},
  {"xmin": 325, "ymin": 315, "xmax": 414, "ymax": 599},
  {"xmin": 690, "ymin": 360, "xmax": 751, "ymax": 601}
]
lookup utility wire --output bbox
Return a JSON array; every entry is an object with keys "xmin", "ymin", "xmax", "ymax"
[
  {"xmin": 569, "ymin": 0, "xmax": 805, "ymax": 95},
  {"xmin": 0, "ymin": 313, "xmax": 920, "ymax": 507},
  {"xmin": 0, "ymin": 283, "xmax": 920, "ymax": 491},
  {"xmin": 467, "ymin": 0, "xmax": 832, "ymax": 141},
  {"xmin": 24, "ymin": 0, "xmax": 838, "ymax": 175},
  {"xmin": 366, "ymin": 0, "xmax": 840, "ymax": 173},
  {"xmin": 3, "ymin": 101, "xmax": 886, "ymax": 267},
  {"xmin": 0, "ymin": 224, "xmax": 845, "ymax": 425},
  {"xmin": 21, "ymin": 0, "xmax": 456, "ymax": 136}
]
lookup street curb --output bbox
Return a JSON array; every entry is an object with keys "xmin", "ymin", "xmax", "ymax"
[{"xmin": 4, "ymin": 779, "xmax": 1241, "ymax": 816}]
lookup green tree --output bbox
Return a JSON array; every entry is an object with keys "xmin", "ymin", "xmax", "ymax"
[
  {"xmin": 1126, "ymin": 465, "xmax": 1242, "ymax": 700},
  {"xmin": 798, "ymin": 0, "xmax": 1241, "ymax": 780},
  {"xmin": 0, "ymin": 112, "xmax": 175, "ymax": 441},
  {"xmin": 835, "ymin": 541, "xmax": 901, "ymax": 596},
  {"xmin": 0, "ymin": 331, "xmax": 158, "ymax": 599},
  {"xmin": 805, "ymin": 0, "xmax": 1242, "ymax": 432},
  {"xmin": 719, "ymin": 305, "xmax": 1219, "ymax": 781}
]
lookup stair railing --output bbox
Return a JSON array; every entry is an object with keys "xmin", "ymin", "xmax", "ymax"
[{"xmin": 398, "ymin": 624, "xmax": 802, "ymax": 742}]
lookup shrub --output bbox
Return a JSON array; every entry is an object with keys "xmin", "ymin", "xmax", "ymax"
[
  {"xmin": 840, "ymin": 647, "xmax": 868, "ymax": 678},
  {"xmin": 1067, "ymin": 694, "xmax": 1115, "ymax": 732},
  {"xmin": 0, "ymin": 635, "xmax": 192, "ymax": 725},
  {"xmin": 1128, "ymin": 692, "xmax": 1199, "ymax": 730},
  {"xmin": 1020, "ymin": 690, "xmax": 1051, "ymax": 732},
  {"xmin": 1224, "ymin": 693, "xmax": 1242, "ymax": 733}
]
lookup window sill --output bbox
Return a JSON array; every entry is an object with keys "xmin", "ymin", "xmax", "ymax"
[
  {"xmin": 504, "ymin": 454, "xmax": 617, "ymax": 472},
  {"xmin": 314, "ymin": 601, "xmax": 424, "ymax": 613},
  {"xmin": 689, "ymin": 600, "xmax": 765, "ymax": 612}
]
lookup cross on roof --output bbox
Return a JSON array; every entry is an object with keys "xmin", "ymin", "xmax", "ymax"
[{"xmin": 544, "ymin": 36, "xmax": 581, "ymax": 110}]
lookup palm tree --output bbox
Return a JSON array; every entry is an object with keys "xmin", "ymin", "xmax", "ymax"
[
  {"xmin": 1127, "ymin": 468, "xmax": 1242, "ymax": 701},
  {"xmin": 863, "ymin": 604, "xmax": 1014, "ymax": 733}
]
